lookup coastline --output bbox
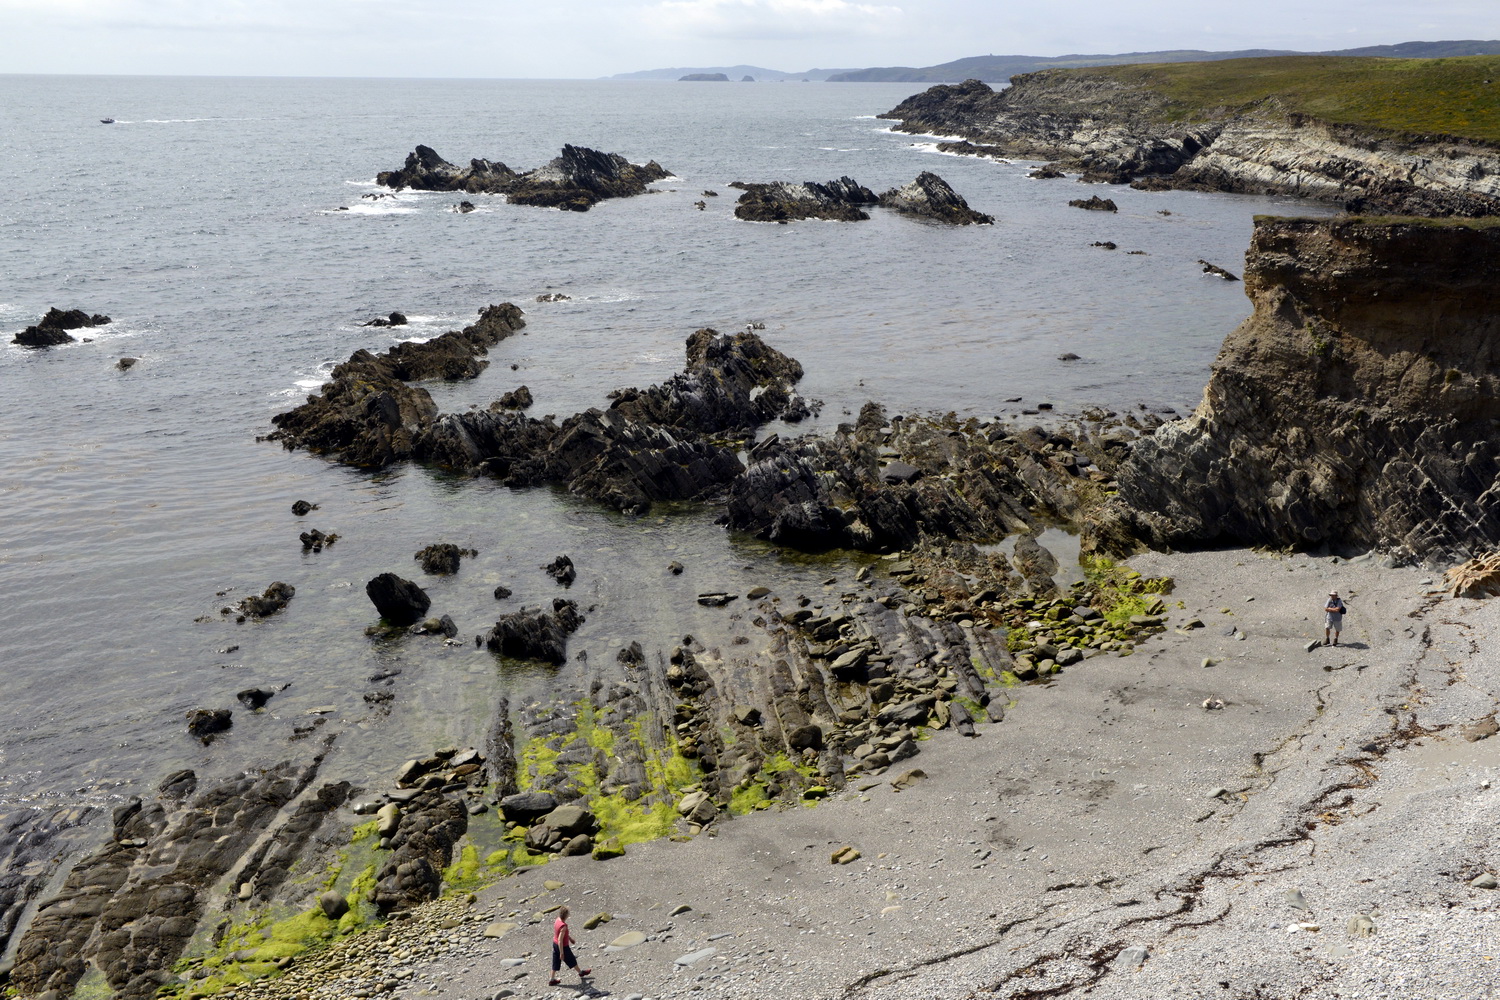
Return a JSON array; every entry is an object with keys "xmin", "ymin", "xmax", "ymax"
[{"xmin": 169, "ymin": 547, "xmax": 1500, "ymax": 1000}]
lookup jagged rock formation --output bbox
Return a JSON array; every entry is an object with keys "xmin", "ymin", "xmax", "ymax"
[
  {"xmin": 267, "ymin": 304, "xmax": 525, "ymax": 467},
  {"xmin": 12, "ymin": 307, "xmax": 111, "ymax": 347},
  {"xmin": 412, "ymin": 329, "xmax": 811, "ymax": 514},
  {"xmin": 376, "ymin": 144, "xmax": 670, "ymax": 212},
  {"xmin": 730, "ymin": 177, "xmax": 878, "ymax": 222},
  {"xmin": 1095, "ymin": 217, "xmax": 1500, "ymax": 563},
  {"xmin": 881, "ymin": 76, "xmax": 1500, "ymax": 215},
  {"xmin": 366, "ymin": 572, "xmax": 432, "ymax": 625},
  {"xmin": 484, "ymin": 599, "xmax": 584, "ymax": 664},
  {"xmin": 724, "ymin": 402, "xmax": 1124, "ymax": 553},
  {"xmin": 877, "ymin": 171, "xmax": 994, "ymax": 224},
  {"xmin": 270, "ymin": 321, "xmax": 810, "ymax": 513}
]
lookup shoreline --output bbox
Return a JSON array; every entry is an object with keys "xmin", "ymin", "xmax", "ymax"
[{"xmin": 142, "ymin": 546, "xmax": 1500, "ymax": 1000}]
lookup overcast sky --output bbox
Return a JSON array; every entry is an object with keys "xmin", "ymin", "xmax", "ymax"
[{"xmin": 2, "ymin": 0, "xmax": 1496, "ymax": 78}]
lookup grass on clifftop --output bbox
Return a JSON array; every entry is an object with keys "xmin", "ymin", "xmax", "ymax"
[{"xmin": 1079, "ymin": 54, "xmax": 1500, "ymax": 141}]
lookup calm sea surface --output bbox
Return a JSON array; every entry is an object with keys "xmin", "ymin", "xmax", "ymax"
[{"xmin": 0, "ymin": 75, "xmax": 1329, "ymax": 830}]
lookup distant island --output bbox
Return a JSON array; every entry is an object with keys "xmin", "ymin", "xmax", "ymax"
[
  {"xmin": 679, "ymin": 72, "xmax": 730, "ymax": 81},
  {"xmin": 608, "ymin": 64, "xmax": 855, "ymax": 82},
  {"xmin": 617, "ymin": 40, "xmax": 1500, "ymax": 85}
]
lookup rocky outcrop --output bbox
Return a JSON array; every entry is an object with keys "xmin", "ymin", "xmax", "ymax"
[
  {"xmin": 730, "ymin": 177, "xmax": 878, "ymax": 222},
  {"xmin": 366, "ymin": 572, "xmax": 432, "ymax": 625},
  {"xmin": 376, "ymin": 144, "xmax": 670, "ymax": 212},
  {"xmin": 484, "ymin": 599, "xmax": 584, "ymax": 665},
  {"xmin": 410, "ymin": 328, "xmax": 811, "ymax": 515},
  {"xmin": 267, "ymin": 304, "xmax": 524, "ymax": 467},
  {"xmin": 880, "ymin": 76, "xmax": 1500, "ymax": 215},
  {"xmin": 724, "ymin": 401, "xmax": 1124, "ymax": 553},
  {"xmin": 877, "ymin": 171, "xmax": 994, "ymax": 224},
  {"xmin": 13, "ymin": 308, "xmax": 111, "ymax": 347},
  {"xmin": 371, "ymin": 789, "xmax": 467, "ymax": 915},
  {"xmin": 1095, "ymin": 217, "xmax": 1500, "ymax": 562}
]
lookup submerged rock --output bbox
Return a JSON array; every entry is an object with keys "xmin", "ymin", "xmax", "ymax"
[
  {"xmin": 415, "ymin": 542, "xmax": 467, "ymax": 575},
  {"xmin": 363, "ymin": 311, "xmax": 408, "ymax": 327},
  {"xmin": 1069, "ymin": 196, "xmax": 1118, "ymax": 212},
  {"xmin": 238, "ymin": 581, "xmax": 295, "ymax": 617},
  {"xmin": 13, "ymin": 307, "xmax": 111, "ymax": 347},
  {"xmin": 544, "ymin": 554, "xmax": 576, "ymax": 587},
  {"xmin": 877, "ymin": 171, "xmax": 993, "ymax": 224},
  {"xmin": 186, "ymin": 708, "xmax": 232, "ymax": 740}
]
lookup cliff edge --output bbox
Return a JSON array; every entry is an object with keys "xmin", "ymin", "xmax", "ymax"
[
  {"xmin": 1095, "ymin": 216, "xmax": 1500, "ymax": 563},
  {"xmin": 881, "ymin": 56, "xmax": 1500, "ymax": 215}
]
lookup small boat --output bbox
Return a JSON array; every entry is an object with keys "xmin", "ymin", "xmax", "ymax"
[{"xmin": 100, "ymin": 118, "xmax": 115, "ymax": 124}]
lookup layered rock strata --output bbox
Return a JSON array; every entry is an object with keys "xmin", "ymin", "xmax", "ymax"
[
  {"xmin": 1096, "ymin": 216, "xmax": 1500, "ymax": 562},
  {"xmin": 9, "ymin": 761, "xmax": 343, "ymax": 1000},
  {"xmin": 376, "ymin": 144, "xmax": 670, "ymax": 211},
  {"xmin": 881, "ymin": 77, "xmax": 1500, "ymax": 215}
]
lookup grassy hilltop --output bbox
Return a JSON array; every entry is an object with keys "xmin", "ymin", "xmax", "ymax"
[{"xmin": 1070, "ymin": 55, "xmax": 1500, "ymax": 140}]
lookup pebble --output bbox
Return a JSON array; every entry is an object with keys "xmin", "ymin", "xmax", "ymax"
[{"xmin": 675, "ymin": 947, "xmax": 717, "ymax": 966}]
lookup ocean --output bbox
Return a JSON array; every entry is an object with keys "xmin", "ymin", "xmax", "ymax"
[{"xmin": 0, "ymin": 73, "xmax": 1327, "ymax": 881}]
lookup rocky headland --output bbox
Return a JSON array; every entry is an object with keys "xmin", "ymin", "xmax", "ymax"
[
  {"xmin": 1094, "ymin": 215, "xmax": 1500, "ymax": 564},
  {"xmin": 880, "ymin": 56, "xmax": 1500, "ymax": 215},
  {"xmin": 375, "ymin": 144, "xmax": 670, "ymax": 211}
]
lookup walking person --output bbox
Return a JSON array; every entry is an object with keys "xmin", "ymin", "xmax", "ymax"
[
  {"xmin": 549, "ymin": 905, "xmax": 591, "ymax": 987},
  {"xmin": 1324, "ymin": 590, "xmax": 1346, "ymax": 646}
]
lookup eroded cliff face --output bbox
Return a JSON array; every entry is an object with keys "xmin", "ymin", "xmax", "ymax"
[
  {"xmin": 1096, "ymin": 217, "xmax": 1500, "ymax": 562},
  {"xmin": 882, "ymin": 77, "xmax": 1500, "ymax": 215}
]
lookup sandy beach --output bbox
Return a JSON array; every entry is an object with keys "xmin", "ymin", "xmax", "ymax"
[{"xmin": 225, "ymin": 546, "xmax": 1499, "ymax": 1000}]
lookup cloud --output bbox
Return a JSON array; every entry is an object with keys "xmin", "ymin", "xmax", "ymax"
[{"xmin": 640, "ymin": 0, "xmax": 904, "ymax": 41}]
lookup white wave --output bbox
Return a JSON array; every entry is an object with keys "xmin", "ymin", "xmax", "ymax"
[{"xmin": 334, "ymin": 202, "xmax": 419, "ymax": 216}]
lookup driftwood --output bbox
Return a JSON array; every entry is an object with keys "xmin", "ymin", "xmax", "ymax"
[{"xmin": 1446, "ymin": 552, "xmax": 1500, "ymax": 598}]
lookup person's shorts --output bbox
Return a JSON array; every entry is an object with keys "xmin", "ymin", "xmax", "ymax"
[{"xmin": 1325, "ymin": 612, "xmax": 1344, "ymax": 630}]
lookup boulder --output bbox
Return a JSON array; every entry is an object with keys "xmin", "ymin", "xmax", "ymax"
[
  {"xmin": 877, "ymin": 171, "xmax": 993, "ymax": 224},
  {"xmin": 291, "ymin": 500, "xmax": 317, "ymax": 516},
  {"xmin": 363, "ymin": 312, "xmax": 409, "ymax": 327},
  {"xmin": 415, "ymin": 542, "xmax": 465, "ymax": 575},
  {"xmin": 185, "ymin": 709, "xmax": 232, "ymax": 741},
  {"xmin": 319, "ymin": 891, "xmax": 349, "ymax": 920},
  {"xmin": 499, "ymin": 791, "xmax": 558, "ymax": 825},
  {"xmin": 540, "ymin": 804, "xmax": 598, "ymax": 839},
  {"xmin": 366, "ymin": 573, "xmax": 432, "ymax": 625},
  {"xmin": 116, "ymin": 357, "xmax": 138, "ymax": 370},
  {"xmin": 235, "ymin": 688, "xmax": 277, "ymax": 710},
  {"xmin": 787, "ymin": 724, "xmax": 825, "ymax": 751}
]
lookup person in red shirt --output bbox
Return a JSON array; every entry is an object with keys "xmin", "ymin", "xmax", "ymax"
[{"xmin": 549, "ymin": 905, "xmax": 591, "ymax": 987}]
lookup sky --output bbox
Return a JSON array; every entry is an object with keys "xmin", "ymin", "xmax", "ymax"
[{"xmin": 1, "ymin": 0, "xmax": 1496, "ymax": 78}]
